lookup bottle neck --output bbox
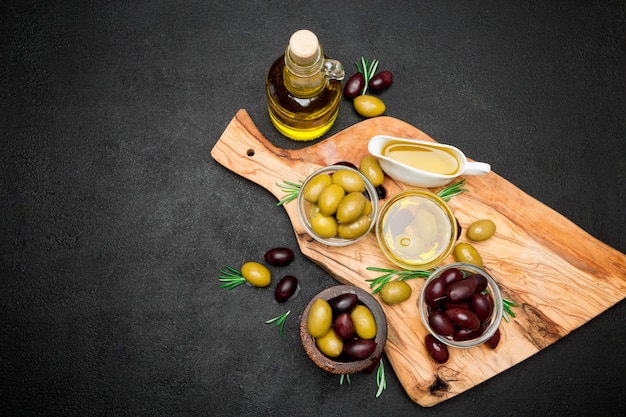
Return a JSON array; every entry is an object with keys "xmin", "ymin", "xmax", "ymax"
[{"xmin": 283, "ymin": 45, "xmax": 326, "ymax": 97}]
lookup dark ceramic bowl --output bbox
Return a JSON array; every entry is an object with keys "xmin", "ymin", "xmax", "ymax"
[{"xmin": 300, "ymin": 285, "xmax": 387, "ymax": 374}]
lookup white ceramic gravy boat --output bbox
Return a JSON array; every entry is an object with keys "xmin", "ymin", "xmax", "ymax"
[{"xmin": 368, "ymin": 135, "xmax": 491, "ymax": 187}]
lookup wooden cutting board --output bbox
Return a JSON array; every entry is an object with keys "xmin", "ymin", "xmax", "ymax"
[{"xmin": 211, "ymin": 109, "xmax": 626, "ymax": 407}]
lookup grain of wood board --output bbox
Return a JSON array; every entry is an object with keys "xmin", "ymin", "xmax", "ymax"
[{"xmin": 211, "ymin": 109, "xmax": 626, "ymax": 407}]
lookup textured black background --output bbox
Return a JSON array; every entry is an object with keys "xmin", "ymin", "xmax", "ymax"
[{"xmin": 1, "ymin": 1, "xmax": 625, "ymax": 416}]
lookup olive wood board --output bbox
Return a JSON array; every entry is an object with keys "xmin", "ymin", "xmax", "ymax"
[{"xmin": 211, "ymin": 109, "xmax": 626, "ymax": 407}]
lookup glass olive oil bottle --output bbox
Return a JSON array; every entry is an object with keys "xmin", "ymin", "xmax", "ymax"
[{"xmin": 266, "ymin": 30, "xmax": 344, "ymax": 141}]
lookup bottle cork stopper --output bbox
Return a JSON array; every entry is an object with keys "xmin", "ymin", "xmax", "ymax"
[{"xmin": 289, "ymin": 30, "xmax": 319, "ymax": 65}]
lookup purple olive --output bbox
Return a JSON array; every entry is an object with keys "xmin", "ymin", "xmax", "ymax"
[
  {"xmin": 428, "ymin": 309, "xmax": 455, "ymax": 337},
  {"xmin": 264, "ymin": 247, "xmax": 294, "ymax": 266},
  {"xmin": 424, "ymin": 334, "xmax": 449, "ymax": 364},
  {"xmin": 333, "ymin": 313, "xmax": 356, "ymax": 340},
  {"xmin": 334, "ymin": 161, "xmax": 358, "ymax": 169},
  {"xmin": 368, "ymin": 70, "xmax": 393, "ymax": 92},
  {"xmin": 465, "ymin": 273, "xmax": 488, "ymax": 293},
  {"xmin": 440, "ymin": 267, "xmax": 463, "ymax": 287},
  {"xmin": 344, "ymin": 73, "xmax": 365, "ymax": 99},
  {"xmin": 362, "ymin": 356, "xmax": 381, "ymax": 374},
  {"xmin": 444, "ymin": 300, "xmax": 470, "ymax": 310},
  {"xmin": 424, "ymin": 276, "xmax": 447, "ymax": 308},
  {"xmin": 375, "ymin": 185, "xmax": 387, "ymax": 200},
  {"xmin": 453, "ymin": 326, "xmax": 485, "ymax": 341},
  {"xmin": 470, "ymin": 293, "xmax": 493, "ymax": 322},
  {"xmin": 343, "ymin": 339, "xmax": 377, "ymax": 361},
  {"xmin": 445, "ymin": 279, "xmax": 477, "ymax": 303},
  {"xmin": 487, "ymin": 328, "xmax": 501, "ymax": 349},
  {"xmin": 327, "ymin": 293, "xmax": 358, "ymax": 317},
  {"xmin": 274, "ymin": 275, "xmax": 298, "ymax": 302},
  {"xmin": 455, "ymin": 217, "xmax": 462, "ymax": 241},
  {"xmin": 445, "ymin": 308, "xmax": 481, "ymax": 331}
]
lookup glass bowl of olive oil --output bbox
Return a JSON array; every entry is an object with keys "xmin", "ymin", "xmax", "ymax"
[{"xmin": 375, "ymin": 189, "xmax": 457, "ymax": 270}]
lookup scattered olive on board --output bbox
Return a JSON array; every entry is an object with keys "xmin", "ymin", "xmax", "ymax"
[
  {"xmin": 353, "ymin": 95, "xmax": 386, "ymax": 118},
  {"xmin": 358, "ymin": 155, "xmax": 385, "ymax": 187},
  {"xmin": 466, "ymin": 219, "xmax": 496, "ymax": 241},
  {"xmin": 275, "ymin": 275, "xmax": 298, "ymax": 302},
  {"xmin": 424, "ymin": 334, "xmax": 449, "ymax": 364},
  {"xmin": 264, "ymin": 247, "xmax": 294, "ymax": 266},
  {"xmin": 453, "ymin": 242, "xmax": 484, "ymax": 267},
  {"xmin": 379, "ymin": 280, "xmax": 412, "ymax": 305},
  {"xmin": 487, "ymin": 328, "xmax": 501, "ymax": 349}
]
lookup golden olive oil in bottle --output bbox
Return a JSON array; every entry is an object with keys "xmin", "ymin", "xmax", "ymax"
[{"xmin": 266, "ymin": 30, "xmax": 344, "ymax": 141}]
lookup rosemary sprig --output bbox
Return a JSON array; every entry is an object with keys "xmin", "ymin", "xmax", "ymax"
[
  {"xmin": 365, "ymin": 266, "xmax": 431, "ymax": 294},
  {"xmin": 375, "ymin": 359, "xmax": 386, "ymax": 398},
  {"xmin": 355, "ymin": 57, "xmax": 380, "ymax": 95},
  {"xmin": 502, "ymin": 298, "xmax": 519, "ymax": 322},
  {"xmin": 265, "ymin": 310, "xmax": 291, "ymax": 336},
  {"xmin": 218, "ymin": 265, "xmax": 247, "ymax": 290},
  {"xmin": 276, "ymin": 180, "xmax": 302, "ymax": 206},
  {"xmin": 339, "ymin": 374, "xmax": 351, "ymax": 385},
  {"xmin": 437, "ymin": 179, "xmax": 468, "ymax": 202}
]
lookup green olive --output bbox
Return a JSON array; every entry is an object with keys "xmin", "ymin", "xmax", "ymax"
[
  {"xmin": 307, "ymin": 298, "xmax": 333, "ymax": 338},
  {"xmin": 317, "ymin": 183, "xmax": 345, "ymax": 216},
  {"xmin": 453, "ymin": 242, "xmax": 484, "ymax": 267},
  {"xmin": 310, "ymin": 212, "xmax": 338, "ymax": 238},
  {"xmin": 363, "ymin": 199, "xmax": 373, "ymax": 216},
  {"xmin": 350, "ymin": 305, "xmax": 377, "ymax": 339},
  {"xmin": 241, "ymin": 262, "xmax": 271, "ymax": 287},
  {"xmin": 337, "ymin": 214, "xmax": 372, "ymax": 239},
  {"xmin": 359, "ymin": 155, "xmax": 385, "ymax": 187},
  {"xmin": 315, "ymin": 328, "xmax": 343, "ymax": 358},
  {"xmin": 353, "ymin": 95, "xmax": 386, "ymax": 118},
  {"xmin": 302, "ymin": 173, "xmax": 332, "ymax": 203},
  {"xmin": 332, "ymin": 170, "xmax": 365, "ymax": 193},
  {"xmin": 379, "ymin": 281, "xmax": 412, "ymax": 305},
  {"xmin": 466, "ymin": 219, "xmax": 496, "ymax": 241},
  {"xmin": 336, "ymin": 192, "xmax": 366, "ymax": 224}
]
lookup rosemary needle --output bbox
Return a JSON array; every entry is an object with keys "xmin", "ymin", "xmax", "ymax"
[
  {"xmin": 266, "ymin": 310, "xmax": 290, "ymax": 336},
  {"xmin": 375, "ymin": 359, "xmax": 386, "ymax": 398},
  {"xmin": 276, "ymin": 180, "xmax": 302, "ymax": 206}
]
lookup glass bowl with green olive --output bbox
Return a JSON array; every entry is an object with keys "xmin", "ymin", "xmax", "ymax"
[
  {"xmin": 300, "ymin": 285, "xmax": 387, "ymax": 374},
  {"xmin": 297, "ymin": 165, "xmax": 379, "ymax": 246},
  {"xmin": 419, "ymin": 262, "xmax": 503, "ymax": 348},
  {"xmin": 375, "ymin": 189, "xmax": 457, "ymax": 270}
]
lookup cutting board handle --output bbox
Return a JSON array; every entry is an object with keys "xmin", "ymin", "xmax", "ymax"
[{"xmin": 211, "ymin": 109, "xmax": 323, "ymax": 202}]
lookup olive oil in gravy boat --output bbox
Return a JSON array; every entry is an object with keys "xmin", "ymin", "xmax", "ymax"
[{"xmin": 368, "ymin": 135, "xmax": 491, "ymax": 187}]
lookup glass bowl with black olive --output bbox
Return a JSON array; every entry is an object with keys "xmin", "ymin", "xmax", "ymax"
[
  {"xmin": 419, "ymin": 262, "xmax": 503, "ymax": 348},
  {"xmin": 297, "ymin": 165, "xmax": 379, "ymax": 246},
  {"xmin": 300, "ymin": 285, "xmax": 387, "ymax": 374}
]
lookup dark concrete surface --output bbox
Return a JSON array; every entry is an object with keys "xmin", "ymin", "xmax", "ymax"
[{"xmin": 1, "ymin": 1, "xmax": 625, "ymax": 416}]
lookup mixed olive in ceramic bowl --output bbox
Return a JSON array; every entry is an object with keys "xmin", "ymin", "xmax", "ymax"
[
  {"xmin": 300, "ymin": 285, "xmax": 387, "ymax": 374},
  {"xmin": 297, "ymin": 165, "xmax": 379, "ymax": 246},
  {"xmin": 419, "ymin": 263, "xmax": 503, "ymax": 348}
]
